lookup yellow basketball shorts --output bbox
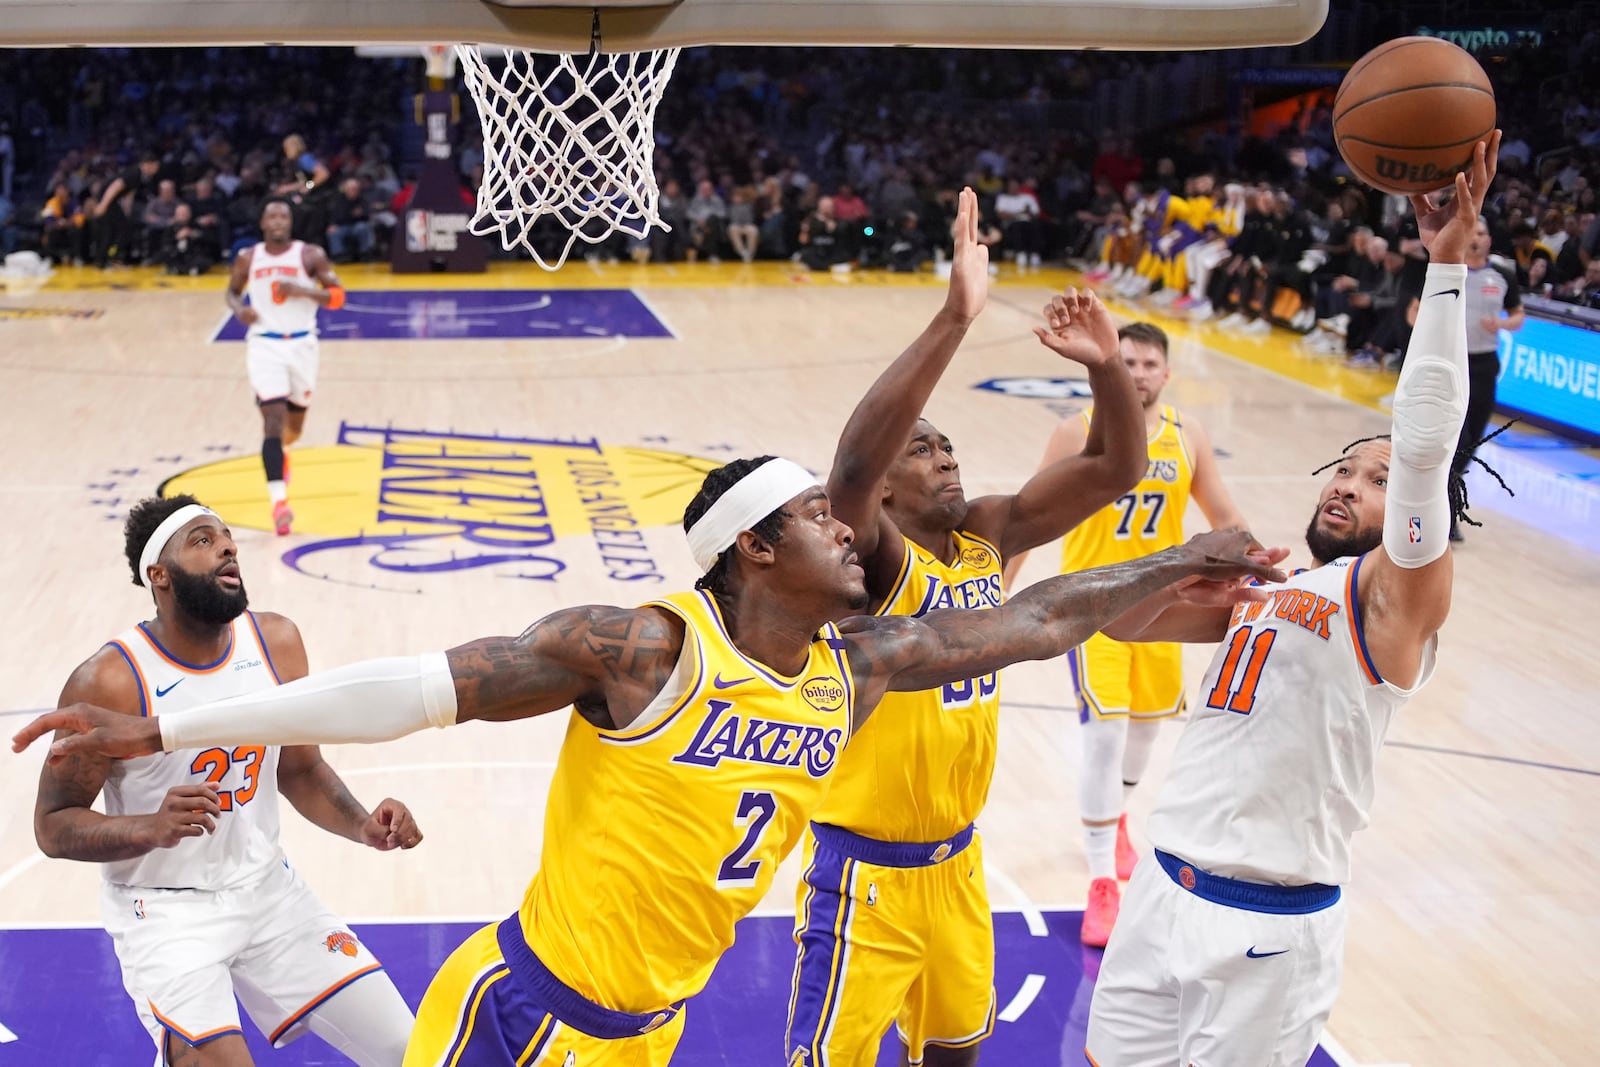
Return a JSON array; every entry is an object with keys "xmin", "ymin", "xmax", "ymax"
[
  {"xmin": 1067, "ymin": 631, "xmax": 1185, "ymax": 721},
  {"xmin": 404, "ymin": 919, "xmax": 685, "ymax": 1067},
  {"xmin": 786, "ymin": 823, "xmax": 996, "ymax": 1067}
]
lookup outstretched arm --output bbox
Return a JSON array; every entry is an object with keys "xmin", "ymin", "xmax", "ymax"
[
  {"xmin": 964, "ymin": 289, "xmax": 1146, "ymax": 559},
  {"xmin": 828, "ymin": 187, "xmax": 988, "ymax": 573},
  {"xmin": 14, "ymin": 605, "xmax": 686, "ymax": 765},
  {"xmin": 1361, "ymin": 133, "xmax": 1500, "ymax": 688},
  {"xmin": 842, "ymin": 530, "xmax": 1283, "ymax": 724}
]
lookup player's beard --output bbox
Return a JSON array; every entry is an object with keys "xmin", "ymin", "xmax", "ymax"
[
  {"xmin": 168, "ymin": 563, "xmax": 249, "ymax": 626},
  {"xmin": 1304, "ymin": 510, "xmax": 1382, "ymax": 566}
]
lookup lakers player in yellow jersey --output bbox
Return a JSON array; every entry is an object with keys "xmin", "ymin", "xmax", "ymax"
[
  {"xmin": 1008, "ymin": 321, "xmax": 1245, "ymax": 947},
  {"xmin": 789, "ymin": 188, "xmax": 1148, "ymax": 1067},
  {"xmin": 18, "ymin": 459, "xmax": 1281, "ymax": 1067}
]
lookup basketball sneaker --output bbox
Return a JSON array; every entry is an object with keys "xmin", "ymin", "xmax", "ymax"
[
  {"xmin": 272, "ymin": 500, "xmax": 294, "ymax": 537},
  {"xmin": 1081, "ymin": 877, "xmax": 1121, "ymax": 947},
  {"xmin": 1115, "ymin": 813, "xmax": 1139, "ymax": 880}
]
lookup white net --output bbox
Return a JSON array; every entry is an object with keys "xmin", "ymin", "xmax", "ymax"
[{"xmin": 457, "ymin": 44, "xmax": 681, "ymax": 270}]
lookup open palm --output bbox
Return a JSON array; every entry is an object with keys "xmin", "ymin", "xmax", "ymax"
[{"xmin": 944, "ymin": 186, "xmax": 989, "ymax": 322}]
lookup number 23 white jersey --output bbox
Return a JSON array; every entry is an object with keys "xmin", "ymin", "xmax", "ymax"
[
  {"xmin": 1148, "ymin": 555, "xmax": 1438, "ymax": 887},
  {"xmin": 100, "ymin": 614, "xmax": 285, "ymax": 891}
]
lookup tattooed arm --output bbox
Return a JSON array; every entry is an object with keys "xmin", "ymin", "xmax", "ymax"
[
  {"xmin": 840, "ymin": 530, "xmax": 1282, "ymax": 730},
  {"xmin": 34, "ymin": 647, "xmax": 222, "ymax": 861},
  {"xmin": 13, "ymin": 606, "xmax": 688, "ymax": 762}
]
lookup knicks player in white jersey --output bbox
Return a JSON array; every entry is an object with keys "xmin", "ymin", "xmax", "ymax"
[
  {"xmin": 31, "ymin": 494, "xmax": 419, "ymax": 1067},
  {"xmin": 1082, "ymin": 134, "xmax": 1502, "ymax": 1067},
  {"xmin": 225, "ymin": 198, "xmax": 345, "ymax": 537}
]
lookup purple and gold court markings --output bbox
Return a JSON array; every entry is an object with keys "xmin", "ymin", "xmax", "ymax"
[
  {"xmin": 211, "ymin": 289, "xmax": 674, "ymax": 342},
  {"xmin": 0, "ymin": 912, "xmax": 1341, "ymax": 1065}
]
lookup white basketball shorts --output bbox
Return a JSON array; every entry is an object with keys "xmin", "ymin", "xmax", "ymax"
[
  {"xmin": 101, "ymin": 858, "xmax": 391, "ymax": 1059},
  {"xmin": 246, "ymin": 333, "xmax": 319, "ymax": 407},
  {"xmin": 1085, "ymin": 850, "xmax": 1347, "ymax": 1067}
]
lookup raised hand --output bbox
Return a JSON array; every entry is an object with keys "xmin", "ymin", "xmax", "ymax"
[
  {"xmin": 944, "ymin": 186, "xmax": 989, "ymax": 324},
  {"xmin": 141, "ymin": 784, "xmax": 223, "ymax": 849},
  {"xmin": 1409, "ymin": 131, "xmax": 1500, "ymax": 264},
  {"xmin": 12, "ymin": 704, "xmax": 163, "ymax": 765},
  {"xmin": 1172, "ymin": 545, "xmax": 1291, "ymax": 607},
  {"xmin": 361, "ymin": 798, "xmax": 424, "ymax": 852},
  {"xmin": 1034, "ymin": 287, "xmax": 1119, "ymax": 367}
]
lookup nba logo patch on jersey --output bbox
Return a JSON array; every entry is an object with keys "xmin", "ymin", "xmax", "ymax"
[
  {"xmin": 323, "ymin": 931, "xmax": 360, "ymax": 957},
  {"xmin": 1408, "ymin": 516, "xmax": 1422, "ymax": 544},
  {"xmin": 133, "ymin": 899, "xmax": 145, "ymax": 920}
]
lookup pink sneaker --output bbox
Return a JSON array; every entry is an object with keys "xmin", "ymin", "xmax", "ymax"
[
  {"xmin": 272, "ymin": 500, "xmax": 294, "ymax": 537},
  {"xmin": 1116, "ymin": 813, "xmax": 1139, "ymax": 881},
  {"xmin": 1081, "ymin": 877, "xmax": 1122, "ymax": 947}
]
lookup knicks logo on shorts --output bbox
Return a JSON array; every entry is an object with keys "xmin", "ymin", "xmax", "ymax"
[
  {"xmin": 1178, "ymin": 866, "xmax": 1197, "ymax": 890},
  {"xmin": 324, "ymin": 931, "xmax": 360, "ymax": 957}
]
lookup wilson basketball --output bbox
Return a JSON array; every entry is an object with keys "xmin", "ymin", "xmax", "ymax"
[{"xmin": 1332, "ymin": 37, "xmax": 1496, "ymax": 195}]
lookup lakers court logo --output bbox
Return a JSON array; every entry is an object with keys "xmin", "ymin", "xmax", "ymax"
[{"xmin": 159, "ymin": 421, "xmax": 721, "ymax": 590}]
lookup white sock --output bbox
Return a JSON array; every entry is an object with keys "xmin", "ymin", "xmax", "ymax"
[
  {"xmin": 1084, "ymin": 822, "xmax": 1118, "ymax": 881},
  {"xmin": 267, "ymin": 480, "xmax": 288, "ymax": 504},
  {"xmin": 1080, "ymin": 712, "xmax": 1129, "ymax": 881}
]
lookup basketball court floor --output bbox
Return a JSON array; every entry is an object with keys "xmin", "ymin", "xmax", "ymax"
[{"xmin": 1, "ymin": 260, "xmax": 1596, "ymax": 1065}]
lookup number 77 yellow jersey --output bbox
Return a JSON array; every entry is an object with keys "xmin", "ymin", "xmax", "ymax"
[{"xmin": 1061, "ymin": 405, "xmax": 1194, "ymax": 573}]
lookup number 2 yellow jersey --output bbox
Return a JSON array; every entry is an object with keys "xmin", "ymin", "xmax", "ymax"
[
  {"xmin": 811, "ymin": 530, "xmax": 1005, "ymax": 843},
  {"xmin": 519, "ymin": 590, "xmax": 856, "ymax": 1014},
  {"xmin": 1061, "ymin": 405, "xmax": 1194, "ymax": 573}
]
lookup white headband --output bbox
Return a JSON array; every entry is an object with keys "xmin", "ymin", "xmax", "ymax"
[
  {"xmin": 686, "ymin": 459, "xmax": 818, "ymax": 572},
  {"xmin": 139, "ymin": 504, "xmax": 220, "ymax": 585}
]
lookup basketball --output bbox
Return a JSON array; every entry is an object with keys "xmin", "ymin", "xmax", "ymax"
[{"xmin": 1332, "ymin": 36, "xmax": 1496, "ymax": 195}]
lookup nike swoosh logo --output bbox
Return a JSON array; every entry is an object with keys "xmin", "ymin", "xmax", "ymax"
[
  {"xmin": 1427, "ymin": 288, "xmax": 1461, "ymax": 300},
  {"xmin": 1245, "ymin": 946, "xmax": 1288, "ymax": 959},
  {"xmin": 155, "ymin": 680, "xmax": 183, "ymax": 698},
  {"xmin": 712, "ymin": 673, "xmax": 753, "ymax": 690}
]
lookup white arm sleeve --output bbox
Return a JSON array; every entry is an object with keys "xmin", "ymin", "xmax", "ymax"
[
  {"xmin": 159, "ymin": 652, "xmax": 459, "ymax": 752},
  {"xmin": 1384, "ymin": 263, "xmax": 1469, "ymax": 569}
]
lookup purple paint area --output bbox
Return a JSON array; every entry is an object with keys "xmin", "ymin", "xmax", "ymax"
[
  {"xmin": 212, "ymin": 289, "xmax": 672, "ymax": 341},
  {"xmin": 0, "ymin": 914, "xmax": 1339, "ymax": 1065}
]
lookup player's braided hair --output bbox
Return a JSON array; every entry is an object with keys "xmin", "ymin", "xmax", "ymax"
[
  {"xmin": 1310, "ymin": 421, "xmax": 1516, "ymax": 529},
  {"xmin": 682, "ymin": 456, "xmax": 791, "ymax": 600},
  {"xmin": 123, "ymin": 494, "xmax": 203, "ymax": 586}
]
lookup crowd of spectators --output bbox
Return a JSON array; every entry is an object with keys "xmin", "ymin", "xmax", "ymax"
[{"xmin": 1, "ymin": 27, "xmax": 1597, "ymax": 342}]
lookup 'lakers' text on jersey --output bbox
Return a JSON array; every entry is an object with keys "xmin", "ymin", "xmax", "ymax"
[
  {"xmin": 519, "ymin": 590, "xmax": 855, "ymax": 1013},
  {"xmin": 1062, "ymin": 405, "xmax": 1193, "ymax": 574},
  {"xmin": 812, "ymin": 531, "xmax": 1004, "ymax": 843},
  {"xmin": 1149, "ymin": 555, "xmax": 1438, "ymax": 886},
  {"xmin": 101, "ymin": 614, "xmax": 285, "ymax": 891}
]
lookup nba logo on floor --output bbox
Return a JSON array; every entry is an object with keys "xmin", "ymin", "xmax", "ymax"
[{"xmin": 1409, "ymin": 516, "xmax": 1422, "ymax": 543}]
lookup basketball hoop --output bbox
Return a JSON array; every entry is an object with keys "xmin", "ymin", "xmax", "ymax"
[{"xmin": 456, "ymin": 29, "xmax": 680, "ymax": 271}]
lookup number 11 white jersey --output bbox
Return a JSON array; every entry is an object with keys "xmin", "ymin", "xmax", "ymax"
[
  {"xmin": 100, "ymin": 614, "xmax": 285, "ymax": 891},
  {"xmin": 1148, "ymin": 555, "xmax": 1437, "ymax": 887}
]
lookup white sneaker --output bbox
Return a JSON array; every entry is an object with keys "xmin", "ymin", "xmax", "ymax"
[
  {"xmin": 1317, "ymin": 313, "xmax": 1350, "ymax": 336},
  {"xmin": 1239, "ymin": 318, "xmax": 1272, "ymax": 336},
  {"xmin": 1216, "ymin": 311, "xmax": 1245, "ymax": 329},
  {"xmin": 1186, "ymin": 299, "xmax": 1214, "ymax": 319},
  {"xmin": 1148, "ymin": 287, "xmax": 1180, "ymax": 306}
]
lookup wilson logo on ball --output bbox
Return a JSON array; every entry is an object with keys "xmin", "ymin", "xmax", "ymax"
[{"xmin": 1371, "ymin": 153, "xmax": 1476, "ymax": 187}]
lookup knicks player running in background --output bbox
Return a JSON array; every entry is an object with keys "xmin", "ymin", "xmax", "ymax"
[
  {"xmin": 1083, "ymin": 134, "xmax": 1501, "ymax": 1067},
  {"xmin": 225, "ymin": 198, "xmax": 346, "ymax": 537},
  {"xmin": 789, "ymin": 187, "xmax": 1146, "ymax": 1067},
  {"xmin": 1004, "ymin": 320, "xmax": 1246, "ymax": 948},
  {"xmin": 31, "ymin": 494, "xmax": 418, "ymax": 1067},
  {"xmin": 16, "ymin": 461, "xmax": 1279, "ymax": 1067}
]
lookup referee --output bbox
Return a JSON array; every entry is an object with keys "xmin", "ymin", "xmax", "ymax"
[{"xmin": 1455, "ymin": 215, "xmax": 1525, "ymax": 541}]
